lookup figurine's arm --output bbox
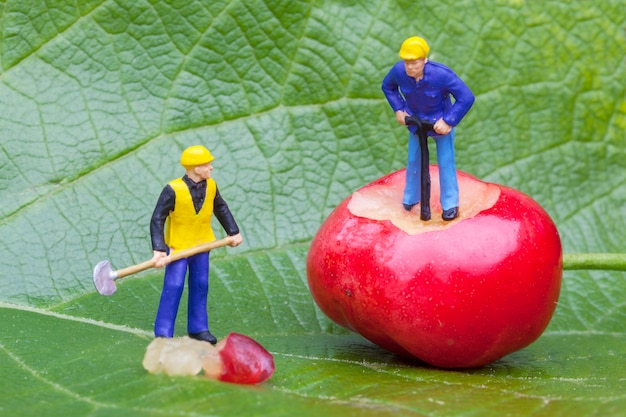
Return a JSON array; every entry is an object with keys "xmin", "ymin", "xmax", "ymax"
[
  {"xmin": 441, "ymin": 73, "xmax": 475, "ymax": 128},
  {"xmin": 150, "ymin": 185, "xmax": 175, "ymax": 253},
  {"xmin": 149, "ymin": 185, "xmax": 176, "ymax": 267},
  {"xmin": 213, "ymin": 187, "xmax": 241, "ymax": 247},
  {"xmin": 151, "ymin": 250, "xmax": 170, "ymax": 268},
  {"xmin": 433, "ymin": 118, "xmax": 453, "ymax": 135},
  {"xmin": 381, "ymin": 65, "xmax": 408, "ymax": 116},
  {"xmin": 228, "ymin": 233, "xmax": 243, "ymax": 247},
  {"xmin": 395, "ymin": 110, "xmax": 410, "ymax": 126}
]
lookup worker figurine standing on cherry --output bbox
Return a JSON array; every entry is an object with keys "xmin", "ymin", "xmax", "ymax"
[
  {"xmin": 150, "ymin": 145, "xmax": 243, "ymax": 344},
  {"xmin": 382, "ymin": 36, "xmax": 475, "ymax": 221}
]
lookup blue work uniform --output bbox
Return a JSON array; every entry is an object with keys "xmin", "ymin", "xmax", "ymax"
[{"xmin": 382, "ymin": 60, "xmax": 474, "ymax": 210}]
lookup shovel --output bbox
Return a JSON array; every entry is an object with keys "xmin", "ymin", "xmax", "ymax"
[
  {"xmin": 405, "ymin": 115, "xmax": 434, "ymax": 221},
  {"xmin": 93, "ymin": 236, "xmax": 235, "ymax": 296}
]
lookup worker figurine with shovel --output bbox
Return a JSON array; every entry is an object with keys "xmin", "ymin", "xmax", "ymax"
[
  {"xmin": 93, "ymin": 145, "xmax": 242, "ymax": 345},
  {"xmin": 149, "ymin": 145, "xmax": 242, "ymax": 344},
  {"xmin": 382, "ymin": 36, "xmax": 474, "ymax": 221}
]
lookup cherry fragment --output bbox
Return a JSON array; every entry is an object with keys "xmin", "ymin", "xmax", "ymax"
[
  {"xmin": 143, "ymin": 333, "xmax": 274, "ymax": 384},
  {"xmin": 203, "ymin": 332, "xmax": 275, "ymax": 384}
]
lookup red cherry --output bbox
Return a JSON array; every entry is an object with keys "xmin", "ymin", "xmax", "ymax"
[
  {"xmin": 210, "ymin": 333, "xmax": 275, "ymax": 384},
  {"xmin": 307, "ymin": 167, "xmax": 562, "ymax": 368}
]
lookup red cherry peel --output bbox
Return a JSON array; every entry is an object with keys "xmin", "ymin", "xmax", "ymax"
[
  {"xmin": 307, "ymin": 167, "xmax": 562, "ymax": 368},
  {"xmin": 203, "ymin": 332, "xmax": 275, "ymax": 384}
]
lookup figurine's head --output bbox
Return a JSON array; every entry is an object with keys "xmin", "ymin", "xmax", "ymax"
[
  {"xmin": 180, "ymin": 146, "xmax": 215, "ymax": 181},
  {"xmin": 180, "ymin": 145, "xmax": 215, "ymax": 169},
  {"xmin": 399, "ymin": 36, "xmax": 430, "ymax": 60}
]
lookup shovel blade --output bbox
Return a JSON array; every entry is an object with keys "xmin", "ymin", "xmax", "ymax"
[{"xmin": 93, "ymin": 260, "xmax": 117, "ymax": 296}]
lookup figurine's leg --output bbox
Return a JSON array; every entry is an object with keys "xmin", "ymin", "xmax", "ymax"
[
  {"xmin": 154, "ymin": 258, "xmax": 188, "ymax": 338},
  {"xmin": 187, "ymin": 251, "xmax": 210, "ymax": 335},
  {"xmin": 433, "ymin": 129, "xmax": 459, "ymax": 211},
  {"xmin": 403, "ymin": 131, "xmax": 421, "ymax": 208}
]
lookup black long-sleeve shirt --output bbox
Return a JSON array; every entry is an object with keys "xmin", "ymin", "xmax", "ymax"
[{"xmin": 150, "ymin": 175, "xmax": 239, "ymax": 252}]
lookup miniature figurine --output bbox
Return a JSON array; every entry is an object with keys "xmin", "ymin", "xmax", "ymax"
[
  {"xmin": 150, "ymin": 145, "xmax": 243, "ymax": 344},
  {"xmin": 382, "ymin": 36, "xmax": 474, "ymax": 221}
]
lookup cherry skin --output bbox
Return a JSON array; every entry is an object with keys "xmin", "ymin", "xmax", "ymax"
[
  {"xmin": 307, "ymin": 167, "xmax": 562, "ymax": 368},
  {"xmin": 203, "ymin": 332, "xmax": 275, "ymax": 384}
]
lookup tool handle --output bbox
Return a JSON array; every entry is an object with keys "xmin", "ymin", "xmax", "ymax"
[
  {"xmin": 115, "ymin": 259, "xmax": 157, "ymax": 280},
  {"xmin": 404, "ymin": 115, "xmax": 435, "ymax": 133},
  {"xmin": 169, "ymin": 236, "xmax": 234, "ymax": 262},
  {"xmin": 114, "ymin": 237, "xmax": 234, "ymax": 280}
]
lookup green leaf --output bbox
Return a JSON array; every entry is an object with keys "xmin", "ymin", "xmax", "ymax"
[{"xmin": 1, "ymin": 0, "xmax": 624, "ymax": 416}]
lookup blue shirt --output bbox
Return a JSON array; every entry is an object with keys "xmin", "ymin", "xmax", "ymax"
[{"xmin": 382, "ymin": 61, "xmax": 474, "ymax": 133}]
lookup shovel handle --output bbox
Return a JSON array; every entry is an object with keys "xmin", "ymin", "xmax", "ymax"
[
  {"xmin": 115, "ymin": 259, "xmax": 157, "ymax": 280},
  {"xmin": 114, "ymin": 236, "xmax": 234, "ymax": 280}
]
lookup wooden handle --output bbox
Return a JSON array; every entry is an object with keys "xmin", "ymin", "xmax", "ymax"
[
  {"xmin": 115, "ymin": 259, "xmax": 156, "ymax": 280},
  {"xmin": 168, "ymin": 237, "xmax": 234, "ymax": 262},
  {"xmin": 114, "ymin": 237, "xmax": 234, "ymax": 280}
]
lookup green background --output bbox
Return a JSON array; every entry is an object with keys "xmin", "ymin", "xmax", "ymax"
[{"xmin": 1, "ymin": 0, "xmax": 624, "ymax": 416}]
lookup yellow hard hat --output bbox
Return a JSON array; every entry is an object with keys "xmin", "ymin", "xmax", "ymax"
[
  {"xmin": 399, "ymin": 36, "xmax": 430, "ymax": 60},
  {"xmin": 180, "ymin": 145, "xmax": 214, "ymax": 168}
]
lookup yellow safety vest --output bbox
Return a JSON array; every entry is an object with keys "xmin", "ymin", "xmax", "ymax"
[{"xmin": 164, "ymin": 177, "xmax": 216, "ymax": 252}]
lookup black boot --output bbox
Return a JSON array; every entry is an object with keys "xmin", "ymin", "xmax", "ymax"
[
  {"xmin": 189, "ymin": 330, "xmax": 217, "ymax": 345},
  {"xmin": 442, "ymin": 207, "xmax": 459, "ymax": 221}
]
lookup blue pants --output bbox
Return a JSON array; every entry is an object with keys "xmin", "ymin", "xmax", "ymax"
[
  {"xmin": 403, "ymin": 129, "xmax": 459, "ymax": 211},
  {"xmin": 154, "ymin": 252, "xmax": 210, "ymax": 337}
]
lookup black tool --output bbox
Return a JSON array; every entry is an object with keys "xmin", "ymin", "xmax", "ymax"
[{"xmin": 405, "ymin": 115, "xmax": 434, "ymax": 221}]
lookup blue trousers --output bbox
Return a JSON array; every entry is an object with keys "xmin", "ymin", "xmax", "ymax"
[
  {"xmin": 154, "ymin": 252, "xmax": 210, "ymax": 337},
  {"xmin": 403, "ymin": 129, "xmax": 459, "ymax": 211}
]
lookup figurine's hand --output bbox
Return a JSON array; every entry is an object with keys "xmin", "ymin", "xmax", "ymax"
[
  {"xmin": 434, "ymin": 118, "xmax": 452, "ymax": 135},
  {"xmin": 395, "ymin": 110, "xmax": 410, "ymax": 126},
  {"xmin": 152, "ymin": 251, "xmax": 170, "ymax": 268},
  {"xmin": 228, "ymin": 233, "xmax": 243, "ymax": 247}
]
